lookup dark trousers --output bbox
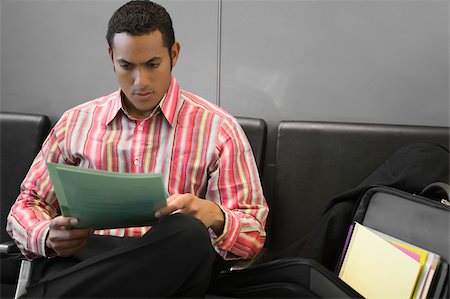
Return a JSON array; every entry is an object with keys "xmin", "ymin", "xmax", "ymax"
[{"xmin": 23, "ymin": 214, "xmax": 222, "ymax": 298}]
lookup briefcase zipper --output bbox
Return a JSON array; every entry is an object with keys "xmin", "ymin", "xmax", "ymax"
[{"xmin": 441, "ymin": 199, "xmax": 450, "ymax": 206}]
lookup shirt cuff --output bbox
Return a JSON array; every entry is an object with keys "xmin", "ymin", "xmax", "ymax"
[
  {"xmin": 26, "ymin": 220, "xmax": 53, "ymax": 258},
  {"xmin": 210, "ymin": 205, "xmax": 242, "ymax": 255}
]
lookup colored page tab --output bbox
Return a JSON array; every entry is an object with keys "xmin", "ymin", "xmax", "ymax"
[
  {"xmin": 390, "ymin": 241, "xmax": 427, "ymax": 264},
  {"xmin": 390, "ymin": 242, "xmax": 421, "ymax": 262}
]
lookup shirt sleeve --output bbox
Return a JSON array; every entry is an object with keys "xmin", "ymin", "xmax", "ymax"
[
  {"xmin": 6, "ymin": 114, "xmax": 69, "ymax": 259},
  {"xmin": 206, "ymin": 118, "xmax": 269, "ymax": 260}
]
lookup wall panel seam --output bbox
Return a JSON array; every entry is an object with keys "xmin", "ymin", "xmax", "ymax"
[{"xmin": 216, "ymin": 0, "xmax": 222, "ymax": 106}]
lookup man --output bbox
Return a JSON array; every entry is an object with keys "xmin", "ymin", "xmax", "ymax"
[{"xmin": 6, "ymin": 1, "xmax": 268, "ymax": 297}]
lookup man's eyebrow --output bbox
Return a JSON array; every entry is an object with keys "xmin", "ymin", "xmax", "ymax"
[
  {"xmin": 117, "ymin": 58, "xmax": 133, "ymax": 65},
  {"xmin": 117, "ymin": 57, "xmax": 162, "ymax": 64},
  {"xmin": 146, "ymin": 57, "xmax": 162, "ymax": 63}
]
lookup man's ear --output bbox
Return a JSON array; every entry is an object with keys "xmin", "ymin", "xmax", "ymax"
[
  {"xmin": 108, "ymin": 47, "xmax": 116, "ymax": 72},
  {"xmin": 170, "ymin": 41, "xmax": 180, "ymax": 69}
]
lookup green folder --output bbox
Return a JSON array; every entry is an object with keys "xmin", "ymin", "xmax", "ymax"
[{"xmin": 46, "ymin": 162, "xmax": 167, "ymax": 229}]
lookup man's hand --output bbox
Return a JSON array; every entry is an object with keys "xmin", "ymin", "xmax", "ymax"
[
  {"xmin": 46, "ymin": 216, "xmax": 93, "ymax": 257},
  {"xmin": 155, "ymin": 194, "xmax": 225, "ymax": 236}
]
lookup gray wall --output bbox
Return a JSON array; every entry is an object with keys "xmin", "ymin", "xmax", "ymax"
[
  {"xmin": 1, "ymin": 0, "xmax": 219, "ymax": 119},
  {"xmin": 2, "ymin": 0, "xmax": 449, "ymax": 184}
]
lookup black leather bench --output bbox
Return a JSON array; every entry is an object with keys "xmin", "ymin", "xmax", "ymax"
[
  {"xmin": 0, "ymin": 112, "xmax": 51, "ymax": 299},
  {"xmin": 269, "ymin": 120, "xmax": 449, "ymax": 254},
  {"xmin": 1, "ymin": 113, "xmax": 449, "ymax": 298}
]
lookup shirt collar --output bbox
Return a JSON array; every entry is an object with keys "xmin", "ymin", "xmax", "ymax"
[
  {"xmin": 106, "ymin": 75, "xmax": 180, "ymax": 126},
  {"xmin": 105, "ymin": 90, "xmax": 123, "ymax": 125},
  {"xmin": 159, "ymin": 75, "xmax": 180, "ymax": 127}
]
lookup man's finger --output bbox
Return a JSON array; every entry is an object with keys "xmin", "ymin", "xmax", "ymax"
[
  {"xmin": 155, "ymin": 194, "xmax": 184, "ymax": 217},
  {"xmin": 155, "ymin": 204, "xmax": 181, "ymax": 218},
  {"xmin": 51, "ymin": 239, "xmax": 87, "ymax": 251},
  {"xmin": 60, "ymin": 228, "xmax": 93, "ymax": 240},
  {"xmin": 50, "ymin": 216, "xmax": 78, "ymax": 229},
  {"xmin": 155, "ymin": 194, "xmax": 199, "ymax": 218},
  {"xmin": 55, "ymin": 241, "xmax": 87, "ymax": 257}
]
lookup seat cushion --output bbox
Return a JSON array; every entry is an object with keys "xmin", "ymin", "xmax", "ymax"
[{"xmin": 0, "ymin": 112, "xmax": 51, "ymax": 243}]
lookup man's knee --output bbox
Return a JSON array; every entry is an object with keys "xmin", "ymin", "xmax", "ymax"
[{"xmin": 156, "ymin": 213, "xmax": 213, "ymax": 253}]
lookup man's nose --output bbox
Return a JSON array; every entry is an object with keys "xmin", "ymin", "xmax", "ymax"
[{"xmin": 134, "ymin": 68, "xmax": 150, "ymax": 88}]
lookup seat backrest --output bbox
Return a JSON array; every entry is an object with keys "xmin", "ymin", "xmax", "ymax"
[
  {"xmin": 235, "ymin": 117, "xmax": 267, "ymax": 176},
  {"xmin": 270, "ymin": 121, "xmax": 449, "ymax": 253},
  {"xmin": 0, "ymin": 112, "xmax": 51, "ymax": 243}
]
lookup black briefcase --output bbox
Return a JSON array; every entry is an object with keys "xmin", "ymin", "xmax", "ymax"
[
  {"xmin": 214, "ymin": 257, "xmax": 362, "ymax": 298},
  {"xmin": 213, "ymin": 183, "xmax": 449, "ymax": 298}
]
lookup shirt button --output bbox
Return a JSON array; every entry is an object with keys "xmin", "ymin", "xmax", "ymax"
[
  {"xmin": 138, "ymin": 125, "xmax": 143, "ymax": 131},
  {"xmin": 134, "ymin": 159, "xmax": 140, "ymax": 166}
]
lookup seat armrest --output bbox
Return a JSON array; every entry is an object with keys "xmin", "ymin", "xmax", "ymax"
[
  {"xmin": 229, "ymin": 259, "xmax": 256, "ymax": 271},
  {"xmin": 0, "ymin": 241, "xmax": 20, "ymax": 255},
  {"xmin": 228, "ymin": 249, "xmax": 272, "ymax": 272}
]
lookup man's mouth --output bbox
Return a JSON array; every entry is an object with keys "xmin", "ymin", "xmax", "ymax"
[
  {"xmin": 133, "ymin": 91, "xmax": 153, "ymax": 100},
  {"xmin": 135, "ymin": 91, "xmax": 152, "ymax": 96}
]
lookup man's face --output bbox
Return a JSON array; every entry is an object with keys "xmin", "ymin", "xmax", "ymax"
[{"xmin": 109, "ymin": 30, "xmax": 179, "ymax": 120}]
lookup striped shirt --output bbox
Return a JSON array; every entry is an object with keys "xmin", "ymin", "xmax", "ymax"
[{"xmin": 7, "ymin": 76, "xmax": 268, "ymax": 260}]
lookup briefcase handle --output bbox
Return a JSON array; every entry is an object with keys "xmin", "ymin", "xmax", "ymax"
[{"xmin": 419, "ymin": 182, "xmax": 450, "ymax": 206}]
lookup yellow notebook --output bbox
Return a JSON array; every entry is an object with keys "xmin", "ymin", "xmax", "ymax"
[
  {"xmin": 366, "ymin": 227, "xmax": 440, "ymax": 299},
  {"xmin": 339, "ymin": 222, "xmax": 422, "ymax": 299}
]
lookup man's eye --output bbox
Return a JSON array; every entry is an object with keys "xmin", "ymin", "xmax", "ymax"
[
  {"xmin": 147, "ymin": 62, "xmax": 160, "ymax": 69},
  {"xmin": 120, "ymin": 63, "xmax": 132, "ymax": 70}
]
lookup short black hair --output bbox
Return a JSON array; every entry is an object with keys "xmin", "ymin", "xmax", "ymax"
[{"xmin": 106, "ymin": 0, "xmax": 175, "ymax": 50}]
